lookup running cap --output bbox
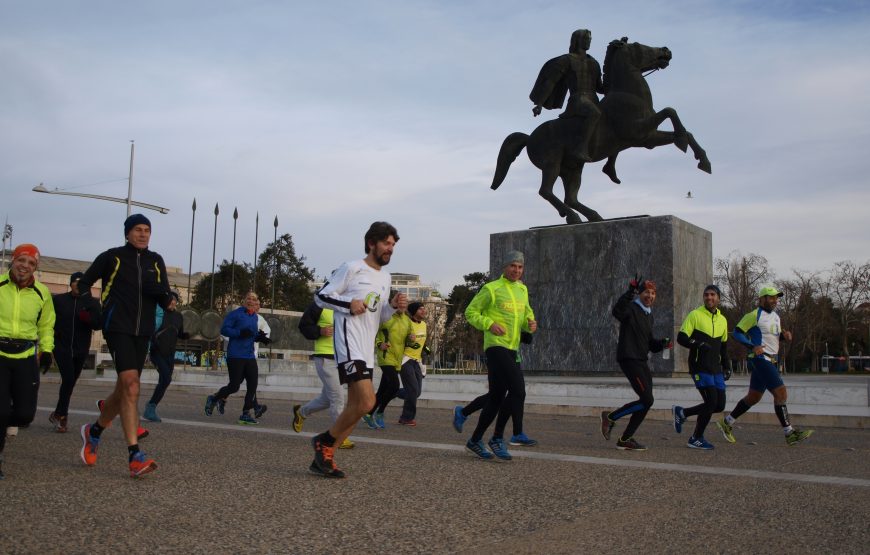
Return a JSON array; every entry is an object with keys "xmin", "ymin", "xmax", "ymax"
[
  {"xmin": 12, "ymin": 243, "xmax": 40, "ymax": 262},
  {"xmin": 758, "ymin": 284, "xmax": 784, "ymax": 298},
  {"xmin": 504, "ymin": 250, "xmax": 524, "ymax": 267}
]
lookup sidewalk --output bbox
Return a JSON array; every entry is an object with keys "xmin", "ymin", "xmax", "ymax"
[{"xmin": 51, "ymin": 363, "xmax": 870, "ymax": 428}]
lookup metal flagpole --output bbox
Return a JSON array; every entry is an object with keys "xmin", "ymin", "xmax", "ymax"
[
  {"xmin": 231, "ymin": 207, "xmax": 238, "ymax": 299},
  {"xmin": 186, "ymin": 199, "xmax": 196, "ymax": 304},
  {"xmin": 269, "ymin": 216, "xmax": 278, "ymax": 371},
  {"xmin": 210, "ymin": 203, "xmax": 219, "ymax": 309}
]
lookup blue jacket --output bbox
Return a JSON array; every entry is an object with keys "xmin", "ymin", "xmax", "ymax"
[{"xmin": 221, "ymin": 307, "xmax": 259, "ymax": 360}]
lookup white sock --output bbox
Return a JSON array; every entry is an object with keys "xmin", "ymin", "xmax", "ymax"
[
  {"xmin": 725, "ymin": 415, "xmax": 735, "ymax": 425},
  {"xmin": 783, "ymin": 425, "xmax": 794, "ymax": 435}
]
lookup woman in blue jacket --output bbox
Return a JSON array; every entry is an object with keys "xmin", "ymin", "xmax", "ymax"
[{"xmin": 204, "ymin": 292, "xmax": 270, "ymax": 424}]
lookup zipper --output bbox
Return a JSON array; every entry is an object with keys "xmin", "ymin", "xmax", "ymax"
[{"xmin": 135, "ymin": 251, "xmax": 142, "ymax": 336}]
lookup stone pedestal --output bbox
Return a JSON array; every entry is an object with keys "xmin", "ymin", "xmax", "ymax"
[{"xmin": 489, "ymin": 215, "xmax": 711, "ymax": 376}]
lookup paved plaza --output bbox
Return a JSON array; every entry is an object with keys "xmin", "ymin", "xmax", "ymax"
[{"xmin": 1, "ymin": 383, "xmax": 868, "ymax": 554}]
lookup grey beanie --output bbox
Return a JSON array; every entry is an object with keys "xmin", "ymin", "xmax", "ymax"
[{"xmin": 504, "ymin": 250, "xmax": 524, "ymax": 267}]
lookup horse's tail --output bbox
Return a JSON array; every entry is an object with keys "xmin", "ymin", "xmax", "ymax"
[{"xmin": 491, "ymin": 132, "xmax": 528, "ymax": 190}]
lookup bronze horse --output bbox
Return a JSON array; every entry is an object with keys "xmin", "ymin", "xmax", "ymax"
[{"xmin": 492, "ymin": 38, "xmax": 711, "ymax": 224}]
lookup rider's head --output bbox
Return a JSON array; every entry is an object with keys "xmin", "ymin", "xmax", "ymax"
[{"xmin": 570, "ymin": 29, "xmax": 592, "ymax": 54}]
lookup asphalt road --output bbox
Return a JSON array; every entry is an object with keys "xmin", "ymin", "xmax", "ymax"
[{"xmin": 1, "ymin": 383, "xmax": 868, "ymax": 554}]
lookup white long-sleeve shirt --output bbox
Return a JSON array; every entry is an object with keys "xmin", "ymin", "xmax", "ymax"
[{"xmin": 315, "ymin": 259, "xmax": 394, "ymax": 368}]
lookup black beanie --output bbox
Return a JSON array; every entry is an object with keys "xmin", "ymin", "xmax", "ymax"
[
  {"xmin": 124, "ymin": 213, "xmax": 151, "ymax": 236},
  {"xmin": 704, "ymin": 284, "xmax": 722, "ymax": 297},
  {"xmin": 408, "ymin": 302, "xmax": 423, "ymax": 316},
  {"xmin": 69, "ymin": 271, "xmax": 85, "ymax": 285}
]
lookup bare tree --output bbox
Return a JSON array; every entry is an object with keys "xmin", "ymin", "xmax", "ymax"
[
  {"xmin": 714, "ymin": 251, "xmax": 772, "ymax": 317},
  {"xmin": 824, "ymin": 260, "xmax": 870, "ymax": 361}
]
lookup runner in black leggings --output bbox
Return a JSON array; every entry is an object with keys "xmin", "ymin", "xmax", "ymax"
[{"xmin": 600, "ymin": 277, "xmax": 670, "ymax": 451}]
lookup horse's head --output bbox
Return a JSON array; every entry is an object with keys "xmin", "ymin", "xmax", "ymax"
[{"xmin": 603, "ymin": 37, "xmax": 671, "ymax": 91}]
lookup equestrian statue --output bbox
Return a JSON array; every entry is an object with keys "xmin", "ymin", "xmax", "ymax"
[{"xmin": 492, "ymin": 30, "xmax": 712, "ymax": 224}]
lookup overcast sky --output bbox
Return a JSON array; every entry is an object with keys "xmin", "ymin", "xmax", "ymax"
[{"xmin": 2, "ymin": 1, "xmax": 868, "ymax": 292}]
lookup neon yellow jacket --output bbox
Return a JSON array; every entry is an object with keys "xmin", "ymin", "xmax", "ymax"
[
  {"xmin": 465, "ymin": 275, "xmax": 535, "ymax": 351},
  {"xmin": 376, "ymin": 311, "xmax": 410, "ymax": 368},
  {"xmin": 0, "ymin": 271, "xmax": 56, "ymax": 359}
]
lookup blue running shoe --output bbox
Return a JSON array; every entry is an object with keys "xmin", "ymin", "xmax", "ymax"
[
  {"xmin": 238, "ymin": 412, "xmax": 258, "ymax": 425},
  {"xmin": 204, "ymin": 395, "xmax": 216, "ymax": 416},
  {"xmin": 452, "ymin": 405, "xmax": 466, "ymax": 433},
  {"xmin": 465, "ymin": 439, "xmax": 494, "ymax": 460},
  {"xmin": 374, "ymin": 412, "xmax": 386, "ymax": 429},
  {"xmin": 687, "ymin": 436, "xmax": 714, "ymax": 450},
  {"xmin": 509, "ymin": 433, "xmax": 538, "ymax": 446},
  {"xmin": 672, "ymin": 405, "xmax": 686, "ymax": 434},
  {"xmin": 488, "ymin": 437, "xmax": 512, "ymax": 461},
  {"xmin": 362, "ymin": 414, "xmax": 378, "ymax": 429}
]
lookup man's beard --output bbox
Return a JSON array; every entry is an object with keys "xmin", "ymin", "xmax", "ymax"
[{"xmin": 376, "ymin": 252, "xmax": 391, "ymax": 266}]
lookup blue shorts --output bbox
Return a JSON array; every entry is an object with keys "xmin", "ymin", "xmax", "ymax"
[
  {"xmin": 748, "ymin": 357, "xmax": 784, "ymax": 393},
  {"xmin": 692, "ymin": 371, "xmax": 725, "ymax": 390}
]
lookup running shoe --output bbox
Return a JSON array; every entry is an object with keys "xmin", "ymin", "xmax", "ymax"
[
  {"xmin": 786, "ymin": 428, "xmax": 814, "ymax": 446},
  {"xmin": 6, "ymin": 426, "xmax": 18, "ymax": 438},
  {"xmin": 204, "ymin": 395, "xmax": 216, "ymax": 416},
  {"xmin": 600, "ymin": 410, "xmax": 614, "ymax": 441},
  {"xmin": 80, "ymin": 423, "xmax": 100, "ymax": 466},
  {"xmin": 128, "ymin": 451, "xmax": 157, "ymax": 478},
  {"xmin": 374, "ymin": 412, "xmax": 386, "ymax": 429},
  {"xmin": 143, "ymin": 402, "xmax": 161, "ymax": 423},
  {"xmin": 487, "ymin": 437, "xmax": 512, "ymax": 461},
  {"xmin": 254, "ymin": 403, "xmax": 268, "ymax": 419},
  {"xmin": 398, "ymin": 418, "xmax": 417, "ymax": 427},
  {"xmin": 452, "ymin": 405, "xmax": 466, "ymax": 433},
  {"xmin": 338, "ymin": 438, "xmax": 355, "ymax": 449},
  {"xmin": 687, "ymin": 436, "xmax": 715, "ymax": 450},
  {"xmin": 509, "ymin": 433, "xmax": 538, "ymax": 447},
  {"xmin": 49, "ymin": 412, "xmax": 68, "ymax": 433},
  {"xmin": 672, "ymin": 405, "xmax": 686, "ymax": 434},
  {"xmin": 716, "ymin": 419, "xmax": 737, "ymax": 444},
  {"xmin": 616, "ymin": 437, "xmax": 647, "ymax": 451},
  {"xmin": 465, "ymin": 439, "xmax": 494, "ymax": 460},
  {"xmin": 238, "ymin": 412, "xmax": 258, "ymax": 425},
  {"xmin": 292, "ymin": 404, "xmax": 305, "ymax": 433},
  {"xmin": 311, "ymin": 435, "xmax": 344, "ymax": 478},
  {"xmin": 217, "ymin": 398, "xmax": 226, "ymax": 415},
  {"xmin": 362, "ymin": 414, "xmax": 378, "ymax": 429}
]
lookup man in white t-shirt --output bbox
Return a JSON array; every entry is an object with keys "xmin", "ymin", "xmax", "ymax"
[{"xmin": 310, "ymin": 222, "xmax": 407, "ymax": 478}]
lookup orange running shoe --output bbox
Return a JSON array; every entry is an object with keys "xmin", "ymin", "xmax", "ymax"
[
  {"xmin": 80, "ymin": 424, "xmax": 100, "ymax": 466},
  {"xmin": 129, "ymin": 451, "xmax": 157, "ymax": 478},
  {"xmin": 310, "ymin": 435, "xmax": 345, "ymax": 478}
]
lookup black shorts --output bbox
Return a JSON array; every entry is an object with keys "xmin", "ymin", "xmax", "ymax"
[
  {"xmin": 104, "ymin": 332, "xmax": 149, "ymax": 373},
  {"xmin": 337, "ymin": 360, "xmax": 373, "ymax": 385}
]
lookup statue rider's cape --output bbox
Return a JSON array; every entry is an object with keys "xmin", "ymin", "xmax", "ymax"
[{"xmin": 529, "ymin": 53, "xmax": 601, "ymax": 110}]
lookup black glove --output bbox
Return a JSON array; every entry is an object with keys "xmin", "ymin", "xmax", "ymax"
[
  {"xmin": 179, "ymin": 332, "xmax": 191, "ymax": 340},
  {"xmin": 520, "ymin": 331, "xmax": 534, "ymax": 345},
  {"xmin": 255, "ymin": 330, "xmax": 271, "ymax": 345},
  {"xmin": 723, "ymin": 360, "xmax": 732, "ymax": 381},
  {"xmin": 239, "ymin": 328, "xmax": 254, "ymax": 339},
  {"xmin": 628, "ymin": 273, "xmax": 644, "ymax": 294},
  {"xmin": 39, "ymin": 352, "xmax": 53, "ymax": 373}
]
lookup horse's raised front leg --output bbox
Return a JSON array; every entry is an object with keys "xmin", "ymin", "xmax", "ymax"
[
  {"xmin": 642, "ymin": 108, "xmax": 688, "ymax": 152},
  {"xmin": 642, "ymin": 131, "xmax": 711, "ymax": 174},
  {"xmin": 686, "ymin": 132, "xmax": 711, "ymax": 173}
]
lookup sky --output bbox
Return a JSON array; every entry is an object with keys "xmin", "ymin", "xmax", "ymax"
[{"xmin": 2, "ymin": 0, "xmax": 869, "ymax": 293}]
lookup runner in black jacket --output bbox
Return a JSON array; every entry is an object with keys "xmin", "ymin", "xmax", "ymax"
[
  {"xmin": 76, "ymin": 214, "xmax": 171, "ymax": 478},
  {"xmin": 600, "ymin": 276, "xmax": 670, "ymax": 451},
  {"xmin": 48, "ymin": 272, "xmax": 101, "ymax": 433}
]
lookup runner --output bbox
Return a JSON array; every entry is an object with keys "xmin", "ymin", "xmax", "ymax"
[
  {"xmin": 204, "ymin": 291, "xmax": 270, "ymax": 425},
  {"xmin": 396, "ymin": 302, "xmax": 428, "ymax": 426},
  {"xmin": 362, "ymin": 306, "xmax": 410, "ymax": 430},
  {"xmin": 48, "ymin": 271, "xmax": 100, "ymax": 433},
  {"xmin": 717, "ymin": 284, "xmax": 813, "ymax": 446},
  {"xmin": 600, "ymin": 276, "xmax": 670, "ymax": 451},
  {"xmin": 0, "ymin": 244, "xmax": 55, "ymax": 479},
  {"xmin": 462, "ymin": 251, "xmax": 537, "ymax": 461},
  {"xmin": 77, "ymin": 214, "xmax": 171, "ymax": 477},
  {"xmin": 672, "ymin": 284, "xmax": 729, "ymax": 450},
  {"xmin": 292, "ymin": 302, "xmax": 354, "ymax": 449},
  {"xmin": 309, "ymin": 221, "xmax": 407, "ymax": 478},
  {"xmin": 142, "ymin": 291, "xmax": 188, "ymax": 422}
]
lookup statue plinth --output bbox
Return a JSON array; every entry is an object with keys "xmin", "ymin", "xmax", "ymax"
[{"xmin": 490, "ymin": 215, "xmax": 712, "ymax": 375}]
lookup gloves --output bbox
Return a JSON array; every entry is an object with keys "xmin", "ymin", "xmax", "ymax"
[
  {"xmin": 520, "ymin": 331, "xmax": 534, "ymax": 345},
  {"xmin": 723, "ymin": 360, "xmax": 732, "ymax": 381},
  {"xmin": 628, "ymin": 273, "xmax": 644, "ymax": 294},
  {"xmin": 77, "ymin": 309, "xmax": 92, "ymax": 325},
  {"xmin": 39, "ymin": 352, "xmax": 53, "ymax": 373},
  {"xmin": 255, "ymin": 330, "xmax": 271, "ymax": 345},
  {"xmin": 239, "ymin": 328, "xmax": 254, "ymax": 339},
  {"xmin": 179, "ymin": 332, "xmax": 191, "ymax": 340}
]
